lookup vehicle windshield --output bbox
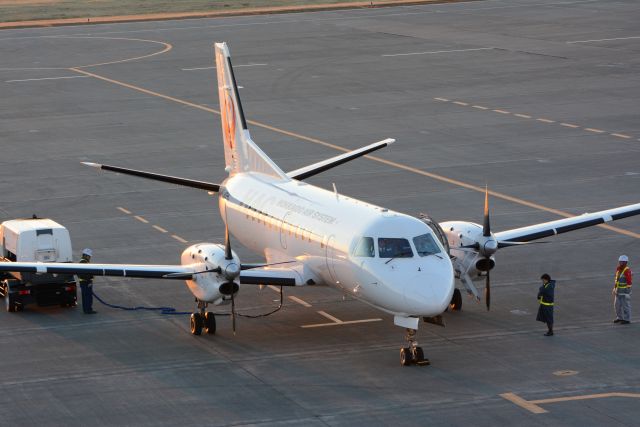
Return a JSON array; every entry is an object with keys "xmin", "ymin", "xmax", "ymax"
[
  {"xmin": 413, "ymin": 233, "xmax": 442, "ymax": 256},
  {"xmin": 353, "ymin": 237, "xmax": 375, "ymax": 257},
  {"xmin": 378, "ymin": 238, "xmax": 413, "ymax": 259}
]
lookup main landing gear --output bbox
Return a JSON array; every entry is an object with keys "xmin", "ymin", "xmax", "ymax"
[
  {"xmin": 190, "ymin": 299, "xmax": 216, "ymax": 336},
  {"xmin": 400, "ymin": 328, "xmax": 430, "ymax": 366}
]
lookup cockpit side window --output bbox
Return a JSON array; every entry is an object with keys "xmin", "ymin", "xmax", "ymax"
[
  {"xmin": 378, "ymin": 238, "xmax": 413, "ymax": 258},
  {"xmin": 413, "ymin": 233, "xmax": 442, "ymax": 256},
  {"xmin": 353, "ymin": 237, "xmax": 375, "ymax": 257}
]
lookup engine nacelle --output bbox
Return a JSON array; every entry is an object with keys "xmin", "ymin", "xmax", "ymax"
[
  {"xmin": 439, "ymin": 221, "xmax": 495, "ymax": 281},
  {"xmin": 180, "ymin": 243, "xmax": 241, "ymax": 305}
]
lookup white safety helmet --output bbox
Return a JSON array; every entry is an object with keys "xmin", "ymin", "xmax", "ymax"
[
  {"xmin": 619, "ymin": 255, "xmax": 629, "ymax": 262},
  {"xmin": 82, "ymin": 248, "xmax": 93, "ymax": 257}
]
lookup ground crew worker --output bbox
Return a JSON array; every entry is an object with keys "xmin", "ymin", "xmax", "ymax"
[
  {"xmin": 537, "ymin": 273, "xmax": 555, "ymax": 336},
  {"xmin": 78, "ymin": 248, "xmax": 96, "ymax": 314},
  {"xmin": 613, "ymin": 255, "xmax": 632, "ymax": 324}
]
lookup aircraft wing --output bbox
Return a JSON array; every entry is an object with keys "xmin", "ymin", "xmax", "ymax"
[
  {"xmin": 494, "ymin": 202, "xmax": 640, "ymax": 244},
  {"xmin": 0, "ymin": 261, "xmax": 195, "ymax": 279},
  {"xmin": 240, "ymin": 266, "xmax": 303, "ymax": 287},
  {"xmin": 286, "ymin": 138, "xmax": 394, "ymax": 181}
]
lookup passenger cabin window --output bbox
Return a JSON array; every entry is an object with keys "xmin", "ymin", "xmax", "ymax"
[
  {"xmin": 353, "ymin": 237, "xmax": 375, "ymax": 257},
  {"xmin": 413, "ymin": 233, "xmax": 441, "ymax": 256},
  {"xmin": 378, "ymin": 238, "xmax": 413, "ymax": 258}
]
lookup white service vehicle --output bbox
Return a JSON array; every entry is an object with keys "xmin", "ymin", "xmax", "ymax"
[{"xmin": 0, "ymin": 218, "xmax": 77, "ymax": 311}]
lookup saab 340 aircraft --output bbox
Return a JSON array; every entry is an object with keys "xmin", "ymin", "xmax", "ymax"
[{"xmin": 2, "ymin": 43, "xmax": 639, "ymax": 366}]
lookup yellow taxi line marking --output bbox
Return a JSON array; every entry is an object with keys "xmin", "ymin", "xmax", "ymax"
[
  {"xmin": 301, "ymin": 318, "xmax": 383, "ymax": 328},
  {"xmin": 171, "ymin": 234, "xmax": 188, "ymax": 243},
  {"xmin": 500, "ymin": 393, "xmax": 547, "ymax": 414},
  {"xmin": 611, "ymin": 133, "xmax": 632, "ymax": 139},
  {"xmin": 453, "ymin": 101, "xmax": 469, "ymax": 106},
  {"xmin": 536, "ymin": 118, "xmax": 555, "ymax": 123},
  {"xmin": 267, "ymin": 285, "xmax": 282, "ymax": 293},
  {"xmin": 133, "ymin": 215, "xmax": 149, "ymax": 224},
  {"xmin": 560, "ymin": 122, "xmax": 580, "ymax": 128},
  {"xmin": 585, "ymin": 127, "xmax": 605, "ymax": 134},
  {"xmin": 152, "ymin": 225, "xmax": 168, "ymax": 233},
  {"xmin": 434, "ymin": 97, "xmax": 449, "ymax": 102},
  {"xmin": 514, "ymin": 113, "xmax": 531, "ymax": 119},
  {"xmin": 493, "ymin": 109, "xmax": 511, "ymax": 114},
  {"xmin": 74, "ymin": 70, "xmax": 640, "ymax": 240},
  {"xmin": 117, "ymin": 207, "xmax": 132, "ymax": 214},
  {"xmin": 288, "ymin": 295, "xmax": 312, "ymax": 307},
  {"xmin": 317, "ymin": 310, "xmax": 342, "ymax": 323},
  {"xmin": 472, "ymin": 105, "xmax": 488, "ymax": 110}
]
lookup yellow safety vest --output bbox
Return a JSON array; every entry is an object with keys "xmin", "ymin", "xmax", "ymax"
[
  {"xmin": 539, "ymin": 283, "xmax": 554, "ymax": 306},
  {"xmin": 615, "ymin": 266, "xmax": 630, "ymax": 294}
]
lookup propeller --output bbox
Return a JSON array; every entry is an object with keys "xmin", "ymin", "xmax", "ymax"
[
  {"xmin": 482, "ymin": 187, "xmax": 494, "ymax": 311},
  {"xmin": 222, "ymin": 207, "xmax": 240, "ymax": 334}
]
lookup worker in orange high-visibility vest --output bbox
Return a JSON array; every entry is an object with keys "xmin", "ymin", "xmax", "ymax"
[{"xmin": 613, "ymin": 255, "xmax": 632, "ymax": 324}]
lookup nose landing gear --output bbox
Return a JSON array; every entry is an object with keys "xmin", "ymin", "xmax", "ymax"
[
  {"xmin": 190, "ymin": 299, "xmax": 216, "ymax": 335},
  {"xmin": 400, "ymin": 328, "xmax": 430, "ymax": 366}
]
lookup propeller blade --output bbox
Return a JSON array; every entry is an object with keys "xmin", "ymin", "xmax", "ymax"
[
  {"xmin": 484, "ymin": 267, "xmax": 491, "ymax": 311},
  {"xmin": 483, "ymin": 186, "xmax": 491, "ymax": 237},
  {"xmin": 231, "ymin": 290, "xmax": 236, "ymax": 334},
  {"xmin": 224, "ymin": 208, "xmax": 232, "ymax": 261}
]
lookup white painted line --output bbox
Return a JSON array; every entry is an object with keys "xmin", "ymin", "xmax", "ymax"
[
  {"xmin": 117, "ymin": 207, "xmax": 132, "ymax": 214},
  {"xmin": 537, "ymin": 118, "xmax": 555, "ymax": 123},
  {"xmin": 472, "ymin": 105, "xmax": 488, "ymax": 110},
  {"xmin": 181, "ymin": 63, "xmax": 267, "ymax": 71},
  {"xmin": 382, "ymin": 47, "xmax": 494, "ymax": 57},
  {"xmin": 317, "ymin": 310, "xmax": 342, "ymax": 323},
  {"xmin": 514, "ymin": 113, "xmax": 531, "ymax": 119},
  {"xmin": 584, "ymin": 127, "xmax": 605, "ymax": 134},
  {"xmin": 611, "ymin": 133, "xmax": 632, "ymax": 139},
  {"xmin": 500, "ymin": 393, "xmax": 548, "ymax": 414},
  {"xmin": 171, "ymin": 234, "xmax": 188, "ymax": 243},
  {"xmin": 301, "ymin": 318, "xmax": 383, "ymax": 328},
  {"xmin": 567, "ymin": 36, "xmax": 640, "ymax": 44},
  {"xmin": 494, "ymin": 109, "xmax": 511, "ymax": 114},
  {"xmin": 288, "ymin": 295, "xmax": 312, "ymax": 307},
  {"xmin": 152, "ymin": 225, "xmax": 168, "ymax": 233},
  {"xmin": 434, "ymin": 97, "xmax": 450, "ymax": 102},
  {"xmin": 5, "ymin": 75, "xmax": 89, "ymax": 83},
  {"xmin": 267, "ymin": 285, "xmax": 282, "ymax": 294},
  {"xmin": 134, "ymin": 215, "xmax": 149, "ymax": 224},
  {"xmin": 560, "ymin": 123, "xmax": 580, "ymax": 128},
  {"xmin": 453, "ymin": 101, "xmax": 469, "ymax": 106}
]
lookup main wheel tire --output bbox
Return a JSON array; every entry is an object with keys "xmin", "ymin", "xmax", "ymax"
[
  {"xmin": 400, "ymin": 347, "xmax": 413, "ymax": 366},
  {"xmin": 5, "ymin": 293, "xmax": 15, "ymax": 313},
  {"xmin": 450, "ymin": 288, "xmax": 463, "ymax": 311},
  {"xmin": 415, "ymin": 346, "xmax": 425, "ymax": 362},
  {"xmin": 190, "ymin": 313, "xmax": 203, "ymax": 335},
  {"xmin": 204, "ymin": 312, "xmax": 216, "ymax": 335}
]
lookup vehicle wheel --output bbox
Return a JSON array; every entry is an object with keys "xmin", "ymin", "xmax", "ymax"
[
  {"xmin": 5, "ymin": 293, "xmax": 16, "ymax": 312},
  {"xmin": 204, "ymin": 312, "xmax": 216, "ymax": 335},
  {"xmin": 449, "ymin": 288, "xmax": 462, "ymax": 311},
  {"xmin": 400, "ymin": 347, "xmax": 413, "ymax": 366},
  {"xmin": 190, "ymin": 313, "xmax": 203, "ymax": 335}
]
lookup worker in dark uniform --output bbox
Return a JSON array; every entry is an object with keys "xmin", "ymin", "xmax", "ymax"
[
  {"xmin": 613, "ymin": 255, "xmax": 632, "ymax": 324},
  {"xmin": 536, "ymin": 273, "xmax": 555, "ymax": 336},
  {"xmin": 78, "ymin": 248, "xmax": 96, "ymax": 314}
]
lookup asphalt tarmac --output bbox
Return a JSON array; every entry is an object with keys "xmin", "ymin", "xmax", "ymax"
[{"xmin": 1, "ymin": 0, "xmax": 639, "ymax": 425}]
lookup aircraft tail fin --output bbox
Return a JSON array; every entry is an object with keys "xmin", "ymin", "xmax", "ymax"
[{"xmin": 215, "ymin": 42, "xmax": 287, "ymax": 179}]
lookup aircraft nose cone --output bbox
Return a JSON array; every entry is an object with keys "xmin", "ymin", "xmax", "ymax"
[{"xmin": 404, "ymin": 259, "xmax": 454, "ymax": 316}]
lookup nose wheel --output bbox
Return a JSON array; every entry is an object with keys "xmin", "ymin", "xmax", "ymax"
[
  {"xmin": 400, "ymin": 328, "xmax": 430, "ymax": 366},
  {"xmin": 190, "ymin": 300, "xmax": 216, "ymax": 336}
]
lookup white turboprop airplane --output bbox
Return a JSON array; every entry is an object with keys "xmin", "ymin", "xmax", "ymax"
[{"xmin": 2, "ymin": 43, "xmax": 639, "ymax": 366}]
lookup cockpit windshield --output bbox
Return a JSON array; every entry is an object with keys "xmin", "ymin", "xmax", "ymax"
[
  {"xmin": 353, "ymin": 237, "xmax": 375, "ymax": 257},
  {"xmin": 378, "ymin": 238, "xmax": 413, "ymax": 259},
  {"xmin": 413, "ymin": 233, "xmax": 442, "ymax": 256}
]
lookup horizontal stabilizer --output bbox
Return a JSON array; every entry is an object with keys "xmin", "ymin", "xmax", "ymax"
[
  {"xmin": 287, "ymin": 138, "xmax": 394, "ymax": 181},
  {"xmin": 82, "ymin": 162, "xmax": 220, "ymax": 192}
]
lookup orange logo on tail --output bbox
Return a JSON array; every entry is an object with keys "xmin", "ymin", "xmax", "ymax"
[{"xmin": 222, "ymin": 91, "xmax": 236, "ymax": 150}]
